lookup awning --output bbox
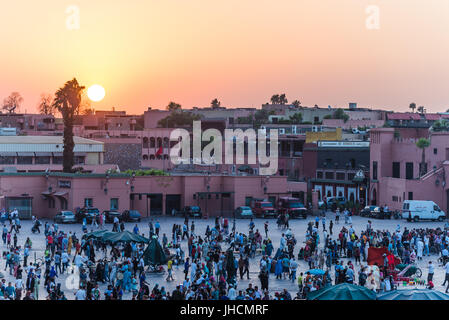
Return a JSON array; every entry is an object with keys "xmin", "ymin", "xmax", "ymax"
[
  {"xmin": 0, "ymin": 152, "xmax": 16, "ymax": 156},
  {"xmin": 17, "ymin": 152, "xmax": 34, "ymax": 157},
  {"xmin": 53, "ymin": 191, "xmax": 68, "ymax": 197},
  {"xmin": 41, "ymin": 191, "xmax": 54, "ymax": 196},
  {"xmin": 35, "ymin": 152, "xmax": 52, "ymax": 157}
]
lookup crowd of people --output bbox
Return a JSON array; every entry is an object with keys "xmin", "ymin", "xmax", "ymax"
[{"xmin": 1, "ymin": 206, "xmax": 449, "ymax": 300}]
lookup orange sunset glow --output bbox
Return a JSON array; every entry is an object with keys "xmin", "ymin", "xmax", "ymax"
[{"xmin": 1, "ymin": 0, "xmax": 449, "ymax": 113}]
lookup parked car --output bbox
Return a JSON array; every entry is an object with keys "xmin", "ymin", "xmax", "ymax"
[
  {"xmin": 278, "ymin": 197, "xmax": 307, "ymax": 219},
  {"xmin": 369, "ymin": 206, "xmax": 391, "ymax": 219},
  {"xmin": 360, "ymin": 205, "xmax": 378, "ymax": 217},
  {"xmin": 54, "ymin": 211, "xmax": 76, "ymax": 224},
  {"xmin": 75, "ymin": 207, "xmax": 100, "ymax": 223},
  {"xmin": 121, "ymin": 210, "xmax": 142, "ymax": 222},
  {"xmin": 318, "ymin": 196, "xmax": 347, "ymax": 209},
  {"xmin": 251, "ymin": 200, "xmax": 277, "ymax": 218},
  {"xmin": 234, "ymin": 206, "xmax": 254, "ymax": 219},
  {"xmin": 402, "ymin": 200, "xmax": 446, "ymax": 222},
  {"xmin": 181, "ymin": 206, "xmax": 202, "ymax": 218},
  {"xmin": 103, "ymin": 210, "xmax": 122, "ymax": 223}
]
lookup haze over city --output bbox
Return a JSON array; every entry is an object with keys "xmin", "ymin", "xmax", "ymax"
[{"xmin": 1, "ymin": 0, "xmax": 449, "ymax": 113}]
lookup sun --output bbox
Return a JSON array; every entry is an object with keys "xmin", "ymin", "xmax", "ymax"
[{"xmin": 87, "ymin": 84, "xmax": 105, "ymax": 102}]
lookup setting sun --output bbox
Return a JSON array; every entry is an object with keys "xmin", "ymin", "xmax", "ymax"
[{"xmin": 87, "ymin": 84, "xmax": 105, "ymax": 102}]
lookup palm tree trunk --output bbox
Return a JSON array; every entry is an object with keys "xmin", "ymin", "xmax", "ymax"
[{"xmin": 420, "ymin": 148, "xmax": 426, "ymax": 177}]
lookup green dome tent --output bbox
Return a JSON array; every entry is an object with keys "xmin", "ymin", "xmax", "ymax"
[
  {"xmin": 142, "ymin": 238, "xmax": 167, "ymax": 266},
  {"xmin": 307, "ymin": 283, "xmax": 377, "ymax": 300},
  {"xmin": 377, "ymin": 289, "xmax": 449, "ymax": 300},
  {"xmin": 102, "ymin": 230, "xmax": 149, "ymax": 244}
]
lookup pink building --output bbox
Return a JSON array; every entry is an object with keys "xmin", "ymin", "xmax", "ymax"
[
  {"xmin": 0, "ymin": 173, "xmax": 307, "ymax": 219},
  {"xmin": 370, "ymin": 128, "xmax": 449, "ymax": 213}
]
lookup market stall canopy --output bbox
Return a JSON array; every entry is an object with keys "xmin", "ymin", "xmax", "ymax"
[
  {"xmin": 103, "ymin": 230, "xmax": 149, "ymax": 244},
  {"xmin": 142, "ymin": 238, "xmax": 167, "ymax": 265},
  {"xmin": 377, "ymin": 289, "xmax": 449, "ymax": 300},
  {"xmin": 307, "ymin": 269, "xmax": 326, "ymax": 276},
  {"xmin": 82, "ymin": 230, "xmax": 115, "ymax": 240},
  {"xmin": 307, "ymin": 283, "xmax": 377, "ymax": 300}
]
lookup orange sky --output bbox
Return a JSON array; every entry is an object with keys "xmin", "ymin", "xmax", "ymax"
[{"xmin": 1, "ymin": 0, "xmax": 449, "ymax": 114}]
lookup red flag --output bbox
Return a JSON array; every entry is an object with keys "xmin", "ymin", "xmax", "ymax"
[{"xmin": 155, "ymin": 146, "xmax": 163, "ymax": 156}]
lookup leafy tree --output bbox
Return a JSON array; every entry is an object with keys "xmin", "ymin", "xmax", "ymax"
[
  {"xmin": 431, "ymin": 119, "xmax": 449, "ymax": 132},
  {"xmin": 333, "ymin": 108, "xmax": 349, "ymax": 122},
  {"xmin": 166, "ymin": 101, "xmax": 182, "ymax": 111},
  {"xmin": 2, "ymin": 92, "xmax": 23, "ymax": 113},
  {"xmin": 157, "ymin": 111, "xmax": 202, "ymax": 128},
  {"xmin": 210, "ymin": 98, "xmax": 221, "ymax": 109},
  {"xmin": 416, "ymin": 138, "xmax": 430, "ymax": 177},
  {"xmin": 292, "ymin": 100, "xmax": 301, "ymax": 108},
  {"xmin": 289, "ymin": 112, "xmax": 302, "ymax": 124},
  {"xmin": 409, "ymin": 102, "xmax": 416, "ymax": 113},
  {"xmin": 323, "ymin": 114, "xmax": 332, "ymax": 119},
  {"xmin": 53, "ymin": 78, "xmax": 85, "ymax": 173},
  {"xmin": 82, "ymin": 108, "xmax": 95, "ymax": 115},
  {"xmin": 270, "ymin": 94, "xmax": 280, "ymax": 104},
  {"xmin": 37, "ymin": 93, "xmax": 56, "ymax": 115}
]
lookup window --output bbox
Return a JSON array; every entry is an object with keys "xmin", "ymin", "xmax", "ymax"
[
  {"xmin": 336, "ymin": 172, "xmax": 345, "ymax": 180},
  {"xmin": 110, "ymin": 198, "xmax": 119, "ymax": 210},
  {"xmin": 406, "ymin": 162, "xmax": 414, "ymax": 180},
  {"xmin": 35, "ymin": 156, "xmax": 50, "ymax": 164},
  {"xmin": 325, "ymin": 172, "xmax": 334, "ymax": 180},
  {"xmin": 392, "ymin": 162, "xmax": 400, "ymax": 178},
  {"xmin": 347, "ymin": 173, "xmax": 355, "ymax": 181},
  {"xmin": 74, "ymin": 156, "xmax": 85, "ymax": 165},
  {"xmin": 0, "ymin": 156, "xmax": 14, "ymax": 165},
  {"xmin": 392, "ymin": 196, "xmax": 398, "ymax": 202},
  {"xmin": 48, "ymin": 197, "xmax": 55, "ymax": 208},
  {"xmin": 84, "ymin": 198, "xmax": 93, "ymax": 207},
  {"xmin": 408, "ymin": 192, "xmax": 413, "ymax": 200},
  {"xmin": 52, "ymin": 157, "xmax": 63, "ymax": 165},
  {"xmin": 434, "ymin": 148, "xmax": 438, "ymax": 155},
  {"xmin": 17, "ymin": 156, "xmax": 32, "ymax": 165},
  {"xmin": 372, "ymin": 161, "xmax": 378, "ymax": 180},
  {"xmin": 279, "ymin": 169, "xmax": 284, "ymax": 176},
  {"xmin": 316, "ymin": 171, "xmax": 323, "ymax": 179},
  {"xmin": 419, "ymin": 163, "xmax": 427, "ymax": 176}
]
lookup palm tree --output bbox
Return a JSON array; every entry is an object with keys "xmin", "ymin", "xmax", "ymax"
[
  {"xmin": 416, "ymin": 138, "xmax": 430, "ymax": 177},
  {"xmin": 279, "ymin": 94, "xmax": 288, "ymax": 105},
  {"xmin": 417, "ymin": 106, "xmax": 425, "ymax": 114},
  {"xmin": 270, "ymin": 94, "xmax": 280, "ymax": 104},
  {"xmin": 2, "ymin": 92, "xmax": 23, "ymax": 113},
  {"xmin": 53, "ymin": 78, "xmax": 85, "ymax": 173},
  {"xmin": 409, "ymin": 102, "xmax": 416, "ymax": 113}
]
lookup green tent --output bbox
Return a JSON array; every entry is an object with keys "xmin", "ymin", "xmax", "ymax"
[
  {"xmin": 377, "ymin": 289, "xmax": 449, "ymax": 300},
  {"xmin": 102, "ymin": 230, "xmax": 149, "ymax": 244},
  {"xmin": 307, "ymin": 283, "xmax": 377, "ymax": 300},
  {"xmin": 142, "ymin": 238, "xmax": 167, "ymax": 266},
  {"xmin": 82, "ymin": 230, "xmax": 115, "ymax": 240}
]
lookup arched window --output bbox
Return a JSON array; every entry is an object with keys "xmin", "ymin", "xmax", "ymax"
[
  {"xmin": 163, "ymin": 154, "xmax": 169, "ymax": 160},
  {"xmin": 157, "ymin": 137, "xmax": 162, "ymax": 148},
  {"xmin": 150, "ymin": 137, "xmax": 156, "ymax": 148},
  {"xmin": 150, "ymin": 155, "xmax": 155, "ymax": 160},
  {"xmin": 143, "ymin": 137, "xmax": 149, "ymax": 148},
  {"xmin": 163, "ymin": 137, "xmax": 169, "ymax": 148},
  {"xmin": 143, "ymin": 155, "xmax": 148, "ymax": 160}
]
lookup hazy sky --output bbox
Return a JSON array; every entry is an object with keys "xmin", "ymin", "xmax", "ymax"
[{"xmin": 1, "ymin": 0, "xmax": 449, "ymax": 114}]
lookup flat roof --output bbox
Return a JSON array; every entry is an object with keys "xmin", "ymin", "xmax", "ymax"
[{"xmin": 0, "ymin": 136, "xmax": 103, "ymax": 145}]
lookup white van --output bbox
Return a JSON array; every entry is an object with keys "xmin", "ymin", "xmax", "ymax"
[{"xmin": 402, "ymin": 200, "xmax": 446, "ymax": 222}]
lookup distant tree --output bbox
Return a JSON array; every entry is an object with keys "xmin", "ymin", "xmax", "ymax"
[
  {"xmin": 417, "ymin": 106, "xmax": 425, "ymax": 114},
  {"xmin": 323, "ymin": 114, "xmax": 332, "ymax": 119},
  {"xmin": 270, "ymin": 94, "xmax": 280, "ymax": 104},
  {"xmin": 292, "ymin": 100, "xmax": 301, "ymax": 108},
  {"xmin": 279, "ymin": 94, "xmax": 288, "ymax": 105},
  {"xmin": 166, "ymin": 101, "xmax": 182, "ymax": 111},
  {"xmin": 409, "ymin": 102, "xmax": 416, "ymax": 113},
  {"xmin": 333, "ymin": 108, "xmax": 349, "ymax": 123},
  {"xmin": 2, "ymin": 92, "xmax": 23, "ymax": 113},
  {"xmin": 210, "ymin": 98, "xmax": 221, "ymax": 109},
  {"xmin": 416, "ymin": 138, "xmax": 430, "ymax": 177},
  {"xmin": 157, "ymin": 111, "xmax": 202, "ymax": 128},
  {"xmin": 289, "ymin": 112, "xmax": 302, "ymax": 124},
  {"xmin": 82, "ymin": 108, "xmax": 95, "ymax": 115},
  {"xmin": 431, "ymin": 119, "xmax": 449, "ymax": 132},
  {"xmin": 53, "ymin": 78, "xmax": 85, "ymax": 173},
  {"xmin": 37, "ymin": 93, "xmax": 55, "ymax": 115}
]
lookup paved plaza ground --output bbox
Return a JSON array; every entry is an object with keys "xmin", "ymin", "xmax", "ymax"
[{"xmin": 1, "ymin": 214, "xmax": 447, "ymax": 300}]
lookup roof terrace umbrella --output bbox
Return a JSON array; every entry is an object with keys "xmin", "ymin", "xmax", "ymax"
[
  {"xmin": 377, "ymin": 289, "xmax": 449, "ymax": 300},
  {"xmin": 307, "ymin": 283, "xmax": 376, "ymax": 300}
]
